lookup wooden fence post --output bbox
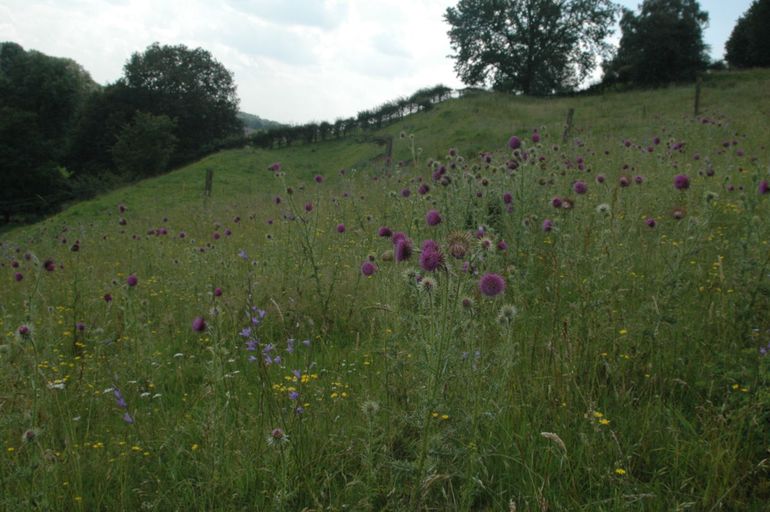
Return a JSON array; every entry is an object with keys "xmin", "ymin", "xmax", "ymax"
[
  {"xmin": 204, "ymin": 168, "xmax": 213, "ymax": 198},
  {"xmin": 562, "ymin": 108, "xmax": 575, "ymax": 144}
]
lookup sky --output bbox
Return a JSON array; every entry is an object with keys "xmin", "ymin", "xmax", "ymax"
[{"xmin": 0, "ymin": 0, "xmax": 755, "ymax": 125}]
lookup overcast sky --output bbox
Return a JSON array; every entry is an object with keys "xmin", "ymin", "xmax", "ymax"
[{"xmin": 0, "ymin": 0, "xmax": 754, "ymax": 125}]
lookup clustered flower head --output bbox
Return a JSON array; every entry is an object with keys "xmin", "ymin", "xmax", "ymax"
[
  {"xmin": 674, "ymin": 174, "xmax": 690, "ymax": 190},
  {"xmin": 479, "ymin": 273, "xmax": 506, "ymax": 297}
]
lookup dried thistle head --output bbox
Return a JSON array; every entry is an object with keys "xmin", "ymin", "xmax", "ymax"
[{"xmin": 446, "ymin": 231, "xmax": 472, "ymax": 259}]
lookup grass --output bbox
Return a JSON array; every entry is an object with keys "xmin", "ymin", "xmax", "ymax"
[{"xmin": 2, "ymin": 69, "xmax": 770, "ymax": 511}]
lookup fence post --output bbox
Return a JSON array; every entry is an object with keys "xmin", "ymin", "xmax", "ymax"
[
  {"xmin": 204, "ymin": 168, "xmax": 213, "ymax": 198},
  {"xmin": 562, "ymin": 108, "xmax": 575, "ymax": 144},
  {"xmin": 694, "ymin": 76, "xmax": 702, "ymax": 117}
]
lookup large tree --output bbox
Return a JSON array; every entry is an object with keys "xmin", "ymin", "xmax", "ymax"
[
  {"xmin": 725, "ymin": 0, "xmax": 770, "ymax": 69},
  {"xmin": 444, "ymin": 0, "xmax": 617, "ymax": 95},
  {"xmin": 120, "ymin": 42, "xmax": 242, "ymax": 164},
  {"xmin": 603, "ymin": 0, "xmax": 709, "ymax": 86}
]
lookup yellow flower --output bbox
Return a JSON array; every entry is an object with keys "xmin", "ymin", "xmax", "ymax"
[
  {"xmin": 618, "ymin": 329, "xmax": 628, "ymax": 336},
  {"xmin": 599, "ymin": 418, "xmax": 610, "ymax": 426},
  {"xmin": 615, "ymin": 468, "xmax": 626, "ymax": 476},
  {"xmin": 191, "ymin": 444, "xmax": 199, "ymax": 451}
]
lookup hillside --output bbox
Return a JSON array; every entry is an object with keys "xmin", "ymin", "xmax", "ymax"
[
  {"xmin": 2, "ymin": 69, "xmax": 770, "ymax": 510},
  {"xmin": 236, "ymin": 111, "xmax": 284, "ymax": 134}
]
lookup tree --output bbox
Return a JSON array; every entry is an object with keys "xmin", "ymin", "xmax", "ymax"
[
  {"xmin": 726, "ymin": 0, "xmax": 770, "ymax": 69},
  {"xmin": 444, "ymin": 0, "xmax": 617, "ymax": 95},
  {"xmin": 120, "ymin": 43, "xmax": 241, "ymax": 164},
  {"xmin": 603, "ymin": 0, "xmax": 709, "ymax": 86},
  {"xmin": 111, "ymin": 112, "xmax": 177, "ymax": 178}
]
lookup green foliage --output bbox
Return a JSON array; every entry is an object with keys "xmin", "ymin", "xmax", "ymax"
[
  {"xmin": 726, "ymin": 0, "xmax": 770, "ymax": 69},
  {"xmin": 603, "ymin": 0, "xmax": 709, "ymax": 86},
  {"xmin": 121, "ymin": 42, "xmax": 241, "ymax": 164},
  {"xmin": 111, "ymin": 112, "xmax": 177, "ymax": 178},
  {"xmin": 444, "ymin": 0, "xmax": 617, "ymax": 95}
]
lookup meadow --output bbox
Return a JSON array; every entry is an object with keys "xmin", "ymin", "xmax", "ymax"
[{"xmin": 2, "ymin": 69, "xmax": 770, "ymax": 511}]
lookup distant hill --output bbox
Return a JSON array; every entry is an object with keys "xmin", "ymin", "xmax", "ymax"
[{"xmin": 237, "ymin": 112, "xmax": 284, "ymax": 134}]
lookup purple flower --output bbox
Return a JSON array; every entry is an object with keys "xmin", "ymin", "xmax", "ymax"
[
  {"xmin": 572, "ymin": 181, "xmax": 588, "ymax": 195},
  {"xmin": 314, "ymin": 174, "xmax": 324, "ymax": 183},
  {"xmin": 645, "ymin": 217, "xmax": 656, "ymax": 228},
  {"xmin": 361, "ymin": 261, "xmax": 377, "ymax": 276},
  {"xmin": 634, "ymin": 175, "xmax": 644, "ymax": 185},
  {"xmin": 14, "ymin": 272, "xmax": 23, "ymax": 282},
  {"xmin": 542, "ymin": 219, "xmax": 553, "ymax": 232},
  {"xmin": 43, "ymin": 259, "xmax": 56, "ymax": 272},
  {"xmin": 418, "ymin": 184, "xmax": 430, "ymax": 195},
  {"xmin": 394, "ymin": 238, "xmax": 413, "ymax": 262},
  {"xmin": 378, "ymin": 226, "xmax": 392, "ymax": 238},
  {"xmin": 400, "ymin": 188, "xmax": 411, "ymax": 198},
  {"xmin": 114, "ymin": 388, "xmax": 127, "ymax": 408},
  {"xmin": 304, "ymin": 202, "xmax": 313, "ymax": 212},
  {"xmin": 336, "ymin": 223, "xmax": 346, "ymax": 233},
  {"xmin": 126, "ymin": 274, "xmax": 138, "ymax": 287},
  {"xmin": 104, "ymin": 293, "xmax": 113, "ymax": 303},
  {"xmin": 122, "ymin": 412, "xmax": 134, "ymax": 424},
  {"xmin": 425, "ymin": 209, "xmax": 442, "ymax": 226},
  {"xmin": 419, "ymin": 248, "xmax": 444, "ymax": 272},
  {"xmin": 759, "ymin": 180, "xmax": 769, "ymax": 195},
  {"xmin": 503, "ymin": 192, "xmax": 513, "ymax": 204},
  {"xmin": 508, "ymin": 136, "xmax": 521, "ymax": 150},
  {"xmin": 550, "ymin": 197, "xmax": 563, "ymax": 208},
  {"xmin": 192, "ymin": 316, "xmax": 207, "ymax": 332},
  {"xmin": 479, "ymin": 273, "xmax": 506, "ymax": 297},
  {"xmin": 214, "ymin": 287, "xmax": 223, "ymax": 297},
  {"xmin": 532, "ymin": 132, "xmax": 541, "ymax": 143},
  {"xmin": 497, "ymin": 240, "xmax": 508, "ymax": 251},
  {"xmin": 596, "ymin": 174, "xmax": 605, "ymax": 184},
  {"xmin": 76, "ymin": 322, "xmax": 86, "ymax": 332},
  {"xmin": 619, "ymin": 176, "xmax": 630, "ymax": 187},
  {"xmin": 392, "ymin": 232, "xmax": 408, "ymax": 245},
  {"xmin": 268, "ymin": 162, "xmax": 281, "ymax": 172},
  {"xmin": 18, "ymin": 325, "xmax": 30, "ymax": 336},
  {"xmin": 673, "ymin": 174, "xmax": 690, "ymax": 190}
]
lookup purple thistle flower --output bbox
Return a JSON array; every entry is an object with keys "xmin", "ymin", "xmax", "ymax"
[
  {"xmin": 378, "ymin": 226, "xmax": 392, "ymax": 238},
  {"xmin": 596, "ymin": 174, "xmax": 606, "ymax": 184},
  {"xmin": 14, "ymin": 272, "xmax": 23, "ymax": 282},
  {"xmin": 508, "ymin": 136, "xmax": 521, "ymax": 150},
  {"xmin": 503, "ymin": 192, "xmax": 513, "ymax": 204},
  {"xmin": 18, "ymin": 325, "xmax": 30, "ymax": 336},
  {"xmin": 497, "ymin": 240, "xmax": 508, "ymax": 251},
  {"xmin": 759, "ymin": 180, "xmax": 769, "ymax": 195},
  {"xmin": 418, "ymin": 184, "xmax": 430, "ymax": 195},
  {"xmin": 104, "ymin": 293, "xmax": 113, "ymax": 303},
  {"xmin": 619, "ymin": 176, "xmax": 630, "ymax": 187},
  {"xmin": 645, "ymin": 217, "xmax": 656, "ymax": 228},
  {"xmin": 43, "ymin": 259, "xmax": 56, "ymax": 272},
  {"xmin": 550, "ymin": 196, "xmax": 563, "ymax": 208},
  {"xmin": 400, "ymin": 188, "xmax": 411, "ymax": 198},
  {"xmin": 419, "ymin": 248, "xmax": 444, "ymax": 272},
  {"xmin": 479, "ymin": 273, "xmax": 506, "ymax": 297},
  {"xmin": 268, "ymin": 162, "xmax": 281, "ymax": 172},
  {"xmin": 422, "ymin": 239, "xmax": 440, "ymax": 253},
  {"xmin": 572, "ymin": 181, "xmax": 588, "ymax": 195},
  {"xmin": 192, "ymin": 316, "xmax": 207, "ymax": 332},
  {"xmin": 394, "ymin": 238, "xmax": 413, "ymax": 262},
  {"xmin": 361, "ymin": 261, "xmax": 377, "ymax": 276},
  {"xmin": 425, "ymin": 209, "xmax": 442, "ymax": 226},
  {"xmin": 214, "ymin": 287, "xmax": 223, "ymax": 297},
  {"xmin": 314, "ymin": 174, "xmax": 324, "ymax": 183},
  {"xmin": 532, "ymin": 132, "xmax": 541, "ymax": 143},
  {"xmin": 392, "ymin": 232, "xmax": 408, "ymax": 245},
  {"xmin": 673, "ymin": 174, "xmax": 690, "ymax": 190},
  {"xmin": 542, "ymin": 219, "xmax": 553, "ymax": 232},
  {"xmin": 304, "ymin": 202, "xmax": 313, "ymax": 212},
  {"xmin": 634, "ymin": 175, "xmax": 644, "ymax": 185},
  {"xmin": 336, "ymin": 223, "xmax": 346, "ymax": 233},
  {"xmin": 126, "ymin": 274, "xmax": 138, "ymax": 287},
  {"xmin": 76, "ymin": 322, "xmax": 86, "ymax": 332}
]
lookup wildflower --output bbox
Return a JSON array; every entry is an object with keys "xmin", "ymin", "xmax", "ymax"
[
  {"xmin": 645, "ymin": 217, "xmax": 656, "ymax": 228},
  {"xmin": 214, "ymin": 287, "xmax": 223, "ymax": 297},
  {"xmin": 400, "ymin": 188, "xmax": 411, "ymax": 198},
  {"xmin": 595, "ymin": 174, "xmax": 606, "ymax": 184},
  {"xmin": 14, "ymin": 272, "xmax": 22, "ymax": 282},
  {"xmin": 479, "ymin": 273, "xmax": 506, "ymax": 297},
  {"xmin": 123, "ymin": 412, "xmax": 135, "ymax": 424},
  {"xmin": 497, "ymin": 304, "xmax": 518, "ymax": 324},
  {"xmin": 17, "ymin": 325, "xmax": 30, "ymax": 337},
  {"xmin": 572, "ymin": 180, "xmax": 588, "ymax": 194},
  {"xmin": 394, "ymin": 238, "xmax": 413, "ymax": 262},
  {"xmin": 314, "ymin": 174, "xmax": 324, "ymax": 183},
  {"xmin": 425, "ymin": 209, "xmax": 442, "ymax": 226},
  {"xmin": 497, "ymin": 240, "xmax": 508, "ymax": 251},
  {"xmin": 461, "ymin": 297, "xmax": 475, "ymax": 310},
  {"xmin": 336, "ymin": 223, "xmax": 346, "ymax": 233},
  {"xmin": 378, "ymin": 226, "xmax": 392, "ymax": 238},
  {"xmin": 673, "ymin": 174, "xmax": 690, "ymax": 190},
  {"xmin": 614, "ymin": 468, "xmax": 626, "ymax": 476},
  {"xmin": 267, "ymin": 428, "xmax": 288, "ymax": 446},
  {"xmin": 114, "ymin": 388, "xmax": 128, "ymax": 408},
  {"xmin": 304, "ymin": 202, "xmax": 313, "ymax": 212},
  {"xmin": 361, "ymin": 261, "xmax": 377, "ymax": 277},
  {"xmin": 126, "ymin": 274, "xmax": 138, "ymax": 287},
  {"xmin": 759, "ymin": 180, "xmax": 769, "ymax": 195},
  {"xmin": 595, "ymin": 203, "xmax": 610, "ymax": 215},
  {"xmin": 619, "ymin": 176, "xmax": 630, "ymax": 187},
  {"xmin": 444, "ymin": 231, "xmax": 468, "ymax": 259},
  {"xmin": 531, "ymin": 132, "xmax": 541, "ymax": 143},
  {"xmin": 43, "ymin": 259, "xmax": 56, "ymax": 272},
  {"xmin": 634, "ymin": 175, "xmax": 644, "ymax": 184},
  {"xmin": 419, "ymin": 247, "xmax": 444, "ymax": 272},
  {"xmin": 503, "ymin": 192, "xmax": 513, "ymax": 204},
  {"xmin": 418, "ymin": 276, "xmax": 437, "ymax": 292},
  {"xmin": 542, "ymin": 219, "xmax": 553, "ymax": 232},
  {"xmin": 672, "ymin": 208, "xmax": 686, "ymax": 220},
  {"xmin": 268, "ymin": 162, "xmax": 281, "ymax": 172},
  {"xmin": 21, "ymin": 428, "xmax": 39, "ymax": 444},
  {"xmin": 192, "ymin": 316, "xmax": 207, "ymax": 332},
  {"xmin": 361, "ymin": 400, "xmax": 380, "ymax": 417},
  {"xmin": 103, "ymin": 293, "xmax": 113, "ymax": 303},
  {"xmin": 418, "ymin": 184, "xmax": 430, "ymax": 195},
  {"xmin": 508, "ymin": 135, "xmax": 521, "ymax": 150},
  {"xmin": 550, "ymin": 196, "xmax": 563, "ymax": 208}
]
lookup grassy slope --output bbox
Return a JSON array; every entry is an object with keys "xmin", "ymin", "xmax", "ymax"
[{"xmin": 2, "ymin": 69, "xmax": 770, "ymax": 511}]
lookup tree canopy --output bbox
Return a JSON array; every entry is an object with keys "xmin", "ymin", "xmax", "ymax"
[
  {"xmin": 120, "ymin": 43, "xmax": 241, "ymax": 164},
  {"xmin": 444, "ymin": 0, "xmax": 617, "ymax": 95},
  {"xmin": 725, "ymin": 0, "xmax": 770, "ymax": 69},
  {"xmin": 603, "ymin": 0, "xmax": 709, "ymax": 86}
]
